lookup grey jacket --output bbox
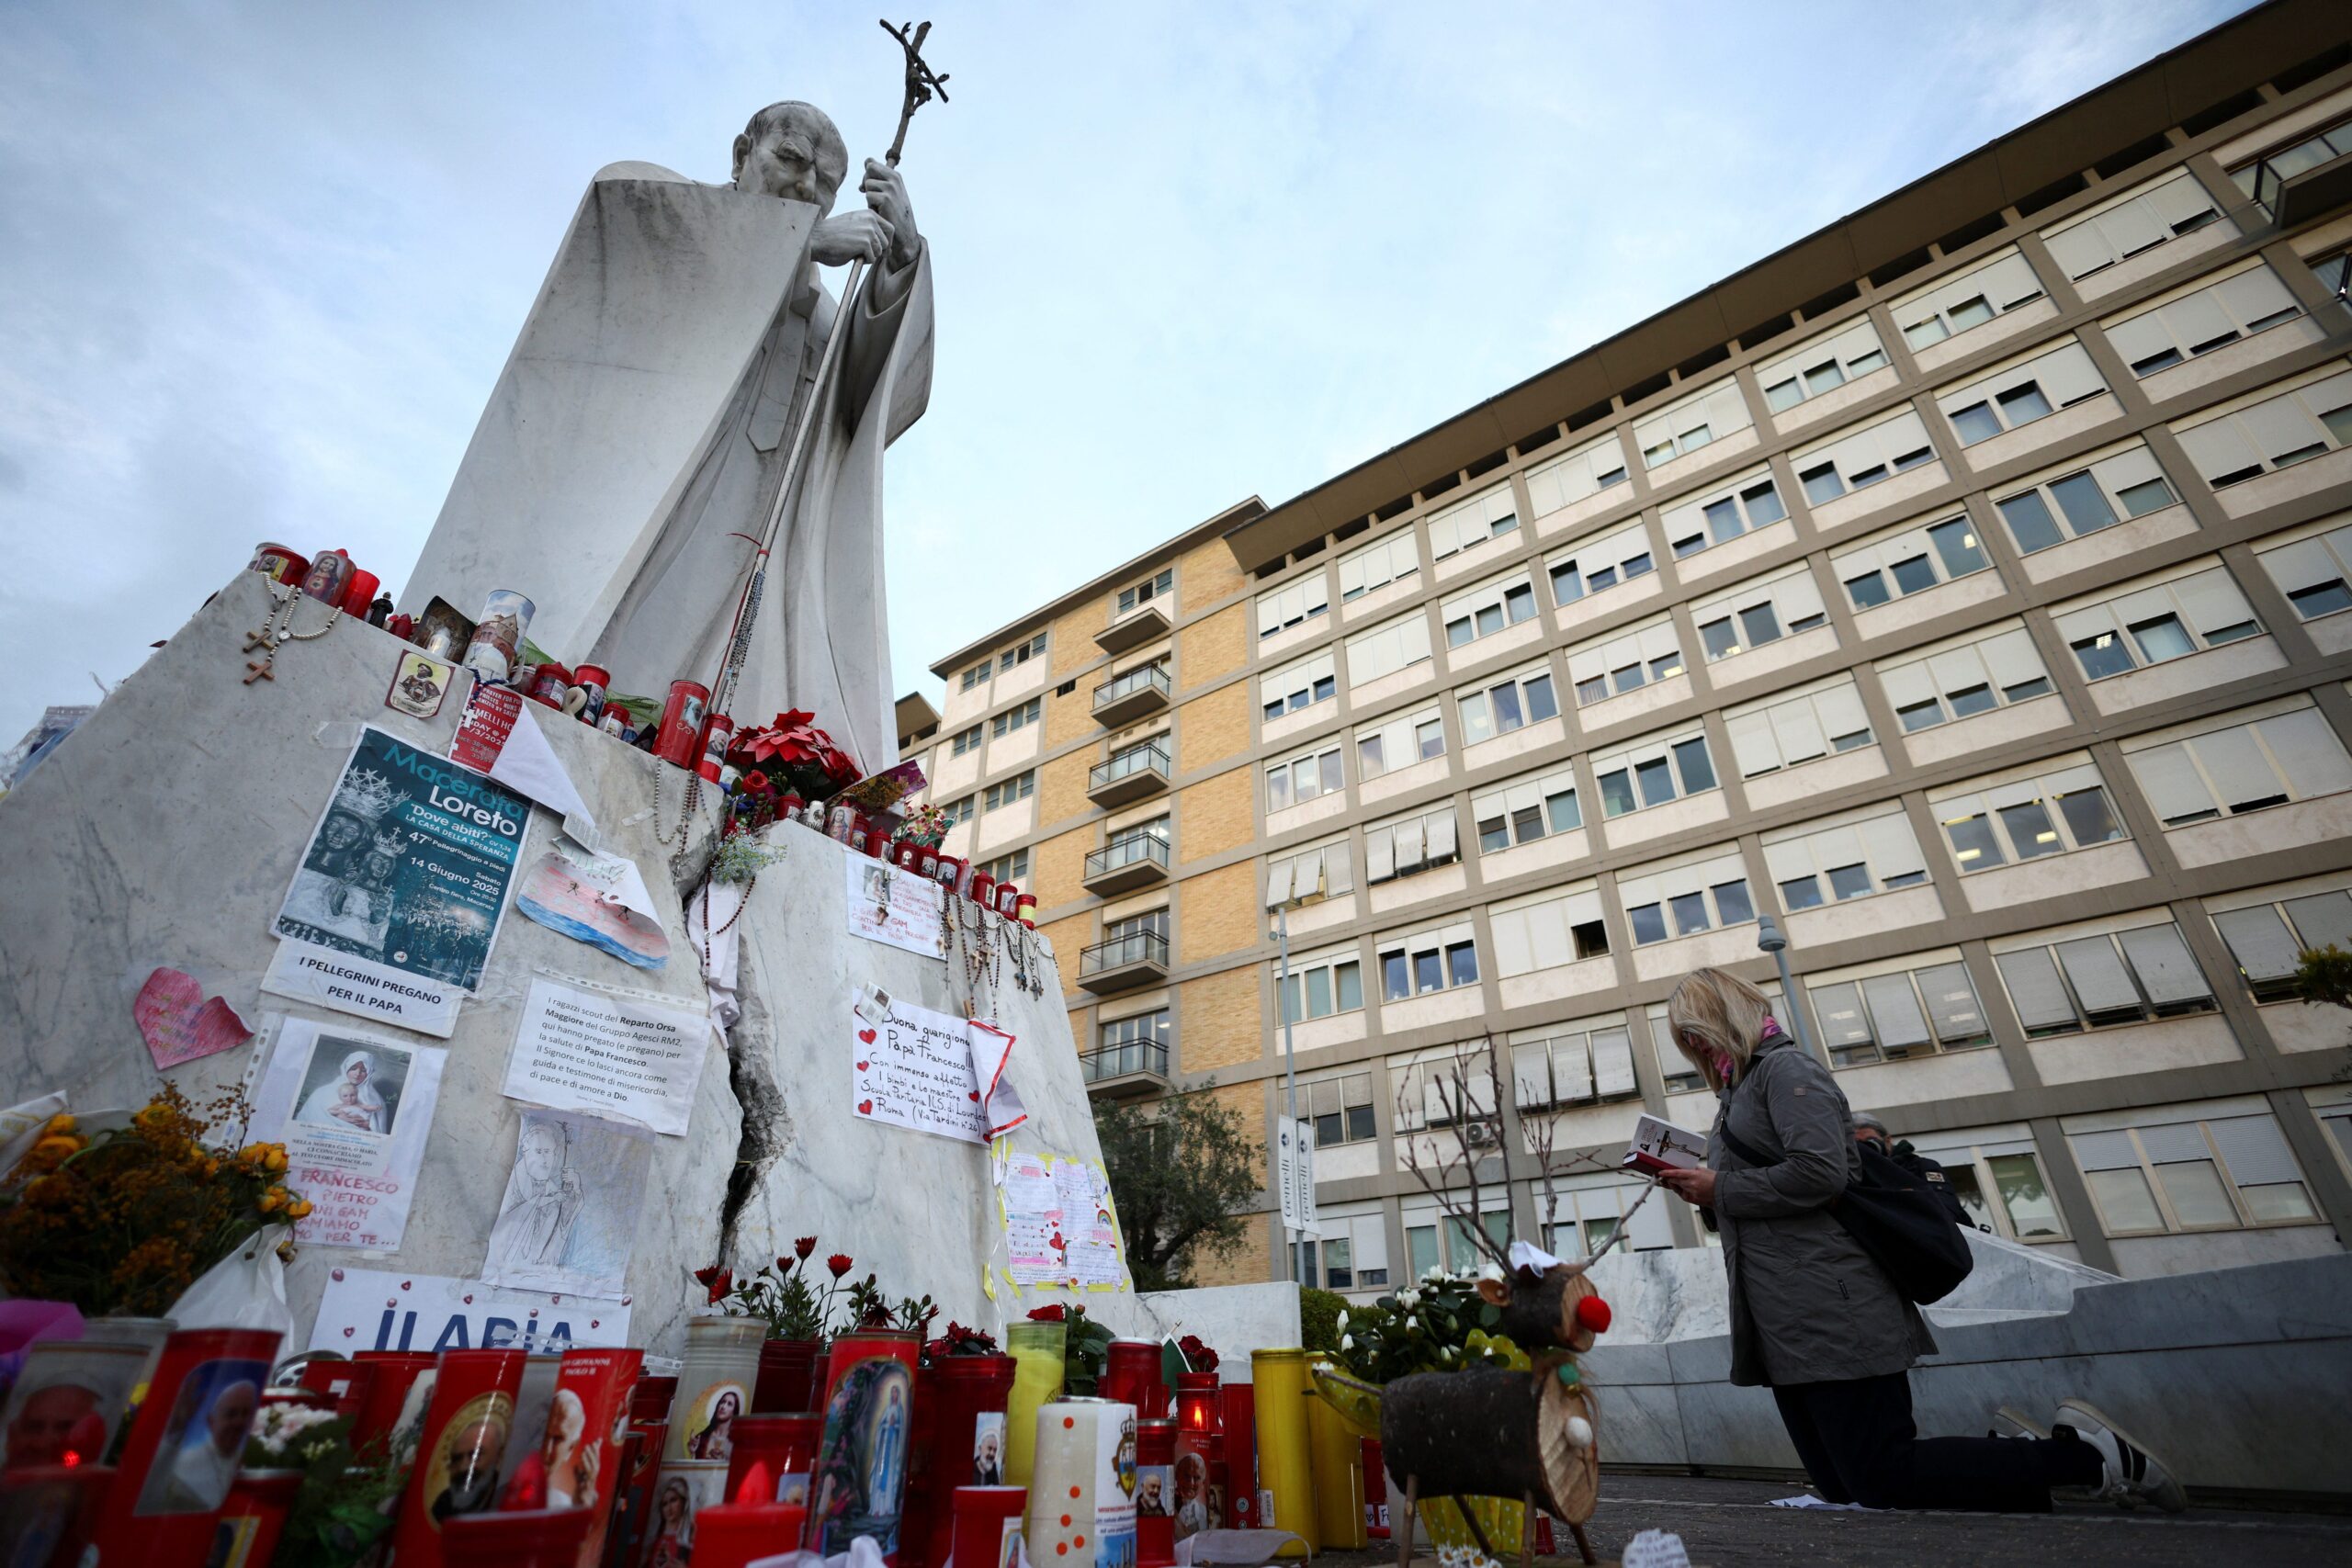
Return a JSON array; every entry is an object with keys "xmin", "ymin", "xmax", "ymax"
[{"xmin": 1708, "ymin": 1035, "xmax": 1938, "ymax": 1387}]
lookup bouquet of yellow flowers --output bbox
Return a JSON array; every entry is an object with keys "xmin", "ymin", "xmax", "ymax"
[{"xmin": 0, "ymin": 1084, "xmax": 310, "ymax": 1317}]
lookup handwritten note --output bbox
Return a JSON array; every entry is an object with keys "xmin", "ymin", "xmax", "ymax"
[
  {"xmin": 1001, "ymin": 1150, "xmax": 1126, "ymax": 1289},
  {"xmin": 850, "ymin": 987, "xmax": 986, "ymax": 1144},
  {"xmin": 845, "ymin": 856, "xmax": 944, "ymax": 960},
  {"xmin": 503, "ymin": 977, "xmax": 711, "ymax": 1135}
]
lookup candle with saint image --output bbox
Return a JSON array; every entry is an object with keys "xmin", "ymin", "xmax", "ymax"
[
  {"xmin": 390, "ymin": 1348, "xmax": 528, "ymax": 1568},
  {"xmin": 93, "ymin": 1326, "xmax": 283, "ymax": 1562}
]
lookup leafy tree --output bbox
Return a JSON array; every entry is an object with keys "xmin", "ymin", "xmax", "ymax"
[
  {"xmin": 1096, "ymin": 1085, "xmax": 1261, "ymax": 1292},
  {"xmin": 2294, "ymin": 944, "xmax": 2352, "ymax": 1014}
]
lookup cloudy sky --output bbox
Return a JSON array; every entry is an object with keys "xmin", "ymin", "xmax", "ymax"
[{"xmin": 0, "ymin": 0, "xmax": 2255, "ymax": 749}]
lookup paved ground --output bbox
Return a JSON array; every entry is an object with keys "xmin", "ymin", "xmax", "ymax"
[{"xmin": 1317, "ymin": 1473, "xmax": 2352, "ymax": 1567}]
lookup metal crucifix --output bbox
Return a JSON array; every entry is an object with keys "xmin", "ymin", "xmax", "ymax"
[{"xmin": 879, "ymin": 18, "xmax": 950, "ymax": 168}]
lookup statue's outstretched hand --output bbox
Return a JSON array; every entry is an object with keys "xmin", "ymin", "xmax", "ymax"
[
  {"xmin": 812, "ymin": 209, "xmax": 895, "ymax": 267},
  {"xmin": 861, "ymin": 158, "xmax": 922, "ymax": 268}
]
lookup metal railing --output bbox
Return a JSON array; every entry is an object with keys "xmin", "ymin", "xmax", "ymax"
[
  {"xmin": 1090, "ymin": 742, "xmax": 1171, "ymax": 792},
  {"xmin": 1083, "ymin": 833, "xmax": 1170, "ymax": 880},
  {"xmin": 1092, "ymin": 663, "xmax": 1171, "ymax": 710},
  {"xmin": 1080, "ymin": 930, "xmax": 1170, "ymax": 976},
  {"xmin": 1081, "ymin": 1039, "xmax": 1170, "ymax": 1082}
]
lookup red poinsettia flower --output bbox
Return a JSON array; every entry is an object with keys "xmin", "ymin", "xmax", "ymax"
[
  {"xmin": 1026, "ymin": 1304, "xmax": 1066, "ymax": 1322},
  {"xmin": 795, "ymin": 1235, "xmax": 818, "ymax": 1259},
  {"xmin": 695, "ymin": 1265, "xmax": 733, "ymax": 1303},
  {"xmin": 827, "ymin": 1253, "xmax": 854, "ymax": 1279},
  {"xmin": 734, "ymin": 712, "xmax": 861, "ymax": 787}
]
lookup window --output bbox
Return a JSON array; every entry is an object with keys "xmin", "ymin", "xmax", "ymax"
[
  {"xmin": 1098, "ymin": 737, "xmax": 1170, "ymax": 786},
  {"xmin": 1906, "ymin": 1130, "xmax": 2067, "ymax": 1240},
  {"xmin": 1261, "ymin": 651, "xmax": 1337, "ymax": 721},
  {"xmin": 2310, "ymin": 248, "xmax": 2351, "ymax": 305},
  {"xmin": 937, "ymin": 794, "xmax": 975, "ymax": 828},
  {"xmin": 1724, "ymin": 677, "xmax": 1875, "ymax": 778},
  {"xmin": 1634, "ymin": 378, "xmax": 1753, "ymax": 468},
  {"xmin": 1546, "ymin": 520, "xmax": 1657, "ymax": 605},
  {"xmin": 1277, "ymin": 947, "xmax": 1363, "ymax": 1023},
  {"xmin": 1116, "ymin": 568, "xmax": 1172, "ymax": 616},
  {"xmin": 1102, "ymin": 815, "xmax": 1170, "ymax": 859},
  {"xmin": 2041, "ymin": 170, "xmax": 2222, "ymax": 282},
  {"xmin": 1566, "ymin": 617, "xmax": 1683, "ymax": 707},
  {"xmin": 1473, "ymin": 766, "xmax": 1581, "ymax": 853},
  {"xmin": 978, "ymin": 847, "xmax": 1029, "ymax": 885},
  {"xmin": 1592, "ymin": 728, "xmax": 1718, "ymax": 819},
  {"xmin": 949, "ymin": 723, "xmax": 984, "ymax": 757},
  {"xmin": 2054, "ymin": 564, "xmax": 2263, "ymax": 681},
  {"xmin": 1342, "ymin": 614, "xmax": 1432, "ymax": 687},
  {"xmin": 2172, "ymin": 368, "xmax": 2352, "ymax": 491},
  {"xmin": 958, "ymin": 662, "xmax": 990, "ymax": 692},
  {"xmin": 2230, "ymin": 111, "xmax": 2352, "ymax": 205},
  {"xmin": 1758, "ymin": 319, "xmax": 1891, "ymax": 413},
  {"xmin": 1377, "ymin": 921, "xmax": 1479, "ymax": 1001},
  {"xmin": 1792, "ymin": 409, "xmax": 1937, "ymax": 505},
  {"xmin": 1402, "ymin": 1202, "xmax": 1511, "ymax": 1273},
  {"xmin": 1442, "ymin": 572, "xmax": 1540, "ymax": 649},
  {"xmin": 1488, "ymin": 884, "xmax": 1611, "ymax": 976},
  {"xmin": 1265, "ymin": 743, "xmax": 1344, "ymax": 813},
  {"xmin": 1542, "ymin": 1179, "xmax": 1675, "ymax": 1255},
  {"xmin": 1617, "ymin": 847, "xmax": 1754, "ymax": 947},
  {"xmin": 1875, "ymin": 624, "xmax": 2052, "ymax": 733},
  {"xmin": 2121, "ymin": 701, "xmax": 2352, "ymax": 827},
  {"xmin": 990, "ymin": 697, "xmax": 1041, "ymax": 739},
  {"xmin": 1992, "ymin": 442, "xmax": 2177, "ymax": 553},
  {"xmin": 982, "ymin": 771, "xmax": 1035, "ymax": 811},
  {"xmin": 1315, "ymin": 1211, "xmax": 1391, "ymax": 1291},
  {"xmin": 2068, "ymin": 1109, "xmax": 2317, "ymax": 1236},
  {"xmin": 1937, "ymin": 340, "xmax": 2107, "ymax": 446},
  {"xmin": 1809, "ymin": 954, "xmax": 1992, "ymax": 1066},
  {"xmin": 1338, "ymin": 530, "xmax": 1419, "ymax": 603},
  {"xmin": 2104, "ymin": 263, "xmax": 2305, "ymax": 378},
  {"xmin": 1103, "ymin": 908, "xmax": 1169, "ymax": 948},
  {"xmin": 1363, "ymin": 806, "xmax": 1461, "ymax": 884},
  {"xmin": 1264, "ymin": 839, "xmax": 1355, "ymax": 908},
  {"xmin": 1834, "ymin": 514, "xmax": 1990, "ymax": 609},
  {"xmin": 1308, "ymin": 1075, "xmax": 1379, "ymax": 1147},
  {"xmin": 2211, "ymin": 886, "xmax": 2352, "ymax": 1004},
  {"xmin": 998, "ymin": 632, "xmax": 1046, "ymax": 673},
  {"xmin": 1257, "ymin": 575, "xmax": 1330, "ymax": 639},
  {"xmin": 1355, "ymin": 704, "xmax": 1445, "ymax": 781},
  {"xmin": 1894, "ymin": 247, "xmax": 2048, "ymax": 350},
  {"xmin": 1657, "ymin": 469, "xmax": 1788, "ymax": 560},
  {"xmin": 1691, "ymin": 566, "xmax": 1829, "ymax": 662},
  {"xmin": 2255, "ymin": 517, "xmax": 2352, "ymax": 622},
  {"xmin": 1093, "ymin": 1008, "xmax": 1170, "ymax": 1078},
  {"xmin": 1522, "ymin": 429, "xmax": 1632, "ymax": 514},
  {"xmin": 1993, "ymin": 918, "xmax": 2217, "ymax": 1035},
  {"xmin": 1931, "ymin": 756, "xmax": 2125, "ymax": 872},
  {"xmin": 1427, "ymin": 484, "xmax": 1520, "ymax": 560},
  {"xmin": 1390, "ymin": 1049, "xmax": 1500, "ymax": 1132},
  {"xmin": 1511, "ymin": 1014, "xmax": 1639, "ymax": 1108},
  {"xmin": 1762, "ymin": 804, "xmax": 1930, "ymax": 910},
  {"xmin": 1456, "ymin": 661, "xmax": 1560, "ymax": 746}
]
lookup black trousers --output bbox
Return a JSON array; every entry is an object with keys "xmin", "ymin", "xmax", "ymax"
[{"xmin": 1771, "ymin": 1371, "xmax": 2100, "ymax": 1511}]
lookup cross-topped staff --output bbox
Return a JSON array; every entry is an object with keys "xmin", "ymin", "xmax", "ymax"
[{"xmin": 879, "ymin": 18, "xmax": 950, "ymax": 168}]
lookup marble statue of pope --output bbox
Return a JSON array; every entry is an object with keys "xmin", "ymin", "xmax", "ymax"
[{"xmin": 402, "ymin": 100, "xmax": 933, "ymax": 772}]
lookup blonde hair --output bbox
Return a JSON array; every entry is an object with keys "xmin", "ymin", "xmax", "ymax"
[{"xmin": 1666, "ymin": 968, "xmax": 1776, "ymax": 1092}]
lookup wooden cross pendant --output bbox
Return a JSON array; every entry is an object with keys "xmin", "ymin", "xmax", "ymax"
[
  {"xmin": 243, "ymin": 658, "xmax": 275, "ymax": 683},
  {"xmin": 243, "ymin": 626, "xmax": 275, "ymax": 653}
]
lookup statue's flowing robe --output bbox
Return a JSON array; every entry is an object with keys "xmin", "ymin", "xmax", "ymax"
[{"xmin": 402, "ymin": 160, "xmax": 933, "ymax": 772}]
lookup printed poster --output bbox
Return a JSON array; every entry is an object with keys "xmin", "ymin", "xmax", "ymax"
[
  {"xmin": 515, "ymin": 838, "xmax": 670, "ymax": 970},
  {"xmin": 309, "ymin": 1267, "xmax": 631, "ymax": 1355},
  {"xmin": 263, "ymin": 725, "xmax": 528, "ymax": 1037},
  {"xmin": 851, "ymin": 986, "xmax": 987, "ymax": 1144},
  {"xmin": 846, "ymin": 856, "xmax": 944, "ymax": 960},
  {"xmin": 502, "ymin": 976, "xmax": 712, "ymax": 1136},
  {"xmin": 480, "ymin": 1107, "xmax": 652, "ymax": 1300},
  {"xmin": 248, "ymin": 1015, "xmax": 446, "ymax": 1252},
  {"xmin": 999, "ymin": 1150, "xmax": 1126, "ymax": 1290}
]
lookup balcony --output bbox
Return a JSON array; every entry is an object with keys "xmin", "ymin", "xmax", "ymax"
[
  {"xmin": 2252, "ymin": 148, "xmax": 2352, "ymax": 231},
  {"xmin": 1096, "ymin": 602, "xmax": 1173, "ymax": 655},
  {"xmin": 1079, "ymin": 930, "xmax": 1170, "ymax": 995},
  {"xmin": 1087, "ymin": 742, "xmax": 1171, "ymax": 808},
  {"xmin": 1080, "ymin": 1038, "xmax": 1170, "ymax": 1099},
  {"xmin": 1092, "ymin": 663, "xmax": 1172, "ymax": 728},
  {"xmin": 1081, "ymin": 833, "xmax": 1170, "ymax": 897}
]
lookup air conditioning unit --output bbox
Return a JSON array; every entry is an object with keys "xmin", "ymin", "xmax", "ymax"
[{"xmin": 1464, "ymin": 1121, "xmax": 1498, "ymax": 1148}]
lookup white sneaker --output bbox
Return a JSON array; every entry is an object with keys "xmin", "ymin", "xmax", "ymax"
[
  {"xmin": 2052, "ymin": 1399, "xmax": 2188, "ymax": 1514},
  {"xmin": 1993, "ymin": 1404, "xmax": 2050, "ymax": 1439}
]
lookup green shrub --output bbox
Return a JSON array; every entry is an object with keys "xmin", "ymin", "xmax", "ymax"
[{"xmin": 1300, "ymin": 1286, "xmax": 1348, "ymax": 1352}]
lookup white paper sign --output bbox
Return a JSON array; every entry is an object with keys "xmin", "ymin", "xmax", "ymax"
[
  {"xmin": 480, "ymin": 1107, "xmax": 652, "ymax": 1300},
  {"xmin": 1001, "ymin": 1150, "xmax": 1125, "ymax": 1289},
  {"xmin": 846, "ymin": 856, "xmax": 944, "ymax": 959},
  {"xmin": 1275, "ymin": 1116, "xmax": 1318, "ymax": 1237},
  {"xmin": 249, "ymin": 1016, "xmax": 445, "ymax": 1251},
  {"xmin": 262, "ymin": 940, "xmax": 468, "ymax": 1039},
  {"xmin": 852, "ymin": 987, "xmax": 986, "ymax": 1144},
  {"xmin": 308, "ymin": 1266, "xmax": 632, "ymax": 1354},
  {"xmin": 503, "ymin": 976, "xmax": 712, "ymax": 1135}
]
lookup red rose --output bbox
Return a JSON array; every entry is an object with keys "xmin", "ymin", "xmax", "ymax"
[
  {"xmin": 827, "ymin": 1253, "xmax": 854, "ymax": 1279},
  {"xmin": 744, "ymin": 771, "xmax": 772, "ymax": 794},
  {"xmin": 1026, "ymin": 1304, "xmax": 1066, "ymax": 1322},
  {"xmin": 796, "ymin": 1235, "xmax": 818, "ymax": 1259}
]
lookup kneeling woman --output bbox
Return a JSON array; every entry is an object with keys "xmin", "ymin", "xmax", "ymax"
[{"xmin": 1654, "ymin": 967, "xmax": 2182, "ymax": 1514}]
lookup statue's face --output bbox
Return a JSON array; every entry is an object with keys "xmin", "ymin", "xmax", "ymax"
[{"xmin": 734, "ymin": 106, "xmax": 842, "ymax": 211}]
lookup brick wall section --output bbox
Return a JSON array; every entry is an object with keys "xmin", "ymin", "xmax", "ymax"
[
  {"xmin": 1179, "ymin": 682, "xmax": 1251, "ymax": 773},
  {"xmin": 1044, "ymin": 673, "xmax": 1094, "ymax": 750},
  {"xmin": 1180, "ymin": 860, "xmax": 1262, "ymax": 964},
  {"xmin": 1032, "ymin": 826, "xmax": 1091, "ymax": 911},
  {"xmin": 1041, "ymin": 911, "xmax": 1091, "ymax": 1001},
  {"xmin": 1179, "ymin": 964, "xmax": 1263, "ymax": 1073},
  {"xmin": 1188, "ymin": 1212, "xmax": 1270, "ymax": 1289},
  {"xmin": 1051, "ymin": 600, "xmax": 1104, "ymax": 677},
  {"xmin": 1177, "ymin": 603, "xmax": 1248, "ymax": 686},
  {"xmin": 1177, "ymin": 766, "xmax": 1254, "ymax": 864},
  {"xmin": 1037, "ymin": 750, "xmax": 1093, "ymax": 832},
  {"xmin": 1180, "ymin": 540, "xmax": 1244, "ymax": 616}
]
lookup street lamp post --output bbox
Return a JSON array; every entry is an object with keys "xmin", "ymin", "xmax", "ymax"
[
  {"xmin": 1755, "ymin": 912, "xmax": 1815, "ymax": 1053},
  {"xmin": 1272, "ymin": 901, "xmax": 1307, "ymax": 1289}
]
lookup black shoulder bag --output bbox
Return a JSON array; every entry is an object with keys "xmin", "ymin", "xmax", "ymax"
[{"xmin": 1714, "ymin": 1070, "xmax": 1973, "ymax": 1305}]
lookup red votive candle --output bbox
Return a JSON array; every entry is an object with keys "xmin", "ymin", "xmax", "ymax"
[
  {"xmin": 752, "ymin": 1339, "xmax": 824, "ymax": 1416},
  {"xmin": 1136, "ymin": 1418, "xmax": 1177, "ymax": 1568},
  {"xmin": 295, "ymin": 1358, "xmax": 376, "ymax": 1425},
  {"xmin": 214, "ymin": 1468, "xmax": 304, "ymax": 1567},
  {"xmin": 1361, "ymin": 1436, "xmax": 1389, "ymax": 1539},
  {"xmin": 1102, "ymin": 1340, "xmax": 1166, "ymax": 1418},
  {"xmin": 349, "ymin": 1350, "xmax": 437, "ymax": 1452},
  {"xmin": 951, "ymin": 1485, "xmax": 1029, "ymax": 1568},
  {"xmin": 389, "ymin": 1347, "xmax": 528, "ymax": 1568},
  {"xmin": 1221, "ymin": 1383, "xmax": 1258, "ymax": 1529},
  {"xmin": 690, "ymin": 1500, "xmax": 808, "ymax": 1568},
  {"xmin": 0, "ymin": 1463, "xmax": 114, "ymax": 1566},
  {"xmin": 631, "ymin": 1375, "xmax": 679, "ymax": 1426},
  {"xmin": 726, "ymin": 1412, "xmax": 823, "ymax": 1505},
  {"xmin": 92, "ymin": 1326, "xmax": 281, "ymax": 1562},
  {"xmin": 1175, "ymin": 1372, "xmax": 1220, "ymax": 1436},
  {"xmin": 442, "ymin": 1506, "xmax": 594, "ymax": 1567},
  {"xmin": 912, "ymin": 1353, "xmax": 1018, "ymax": 1568}
]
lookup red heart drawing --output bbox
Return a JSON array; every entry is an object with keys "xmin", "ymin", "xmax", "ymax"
[
  {"xmin": 550, "ymin": 1295, "xmax": 562, "ymax": 1304},
  {"xmin": 331, "ymin": 1269, "xmax": 345, "ymax": 1281},
  {"xmin": 386, "ymin": 1299, "xmax": 397, "ymax": 1308},
  {"xmin": 401, "ymin": 1280, "xmax": 412, "ymax": 1290},
  {"xmin": 343, "ymin": 1326, "xmax": 356, "ymax": 1337},
  {"xmin": 855, "ymin": 1060, "xmax": 869, "ymax": 1072},
  {"xmin": 969, "ymin": 1090, "xmax": 980, "ymax": 1101},
  {"xmin": 132, "ymin": 967, "xmax": 253, "ymax": 1071},
  {"xmin": 463, "ymin": 1294, "xmax": 474, "ymax": 1304},
  {"xmin": 857, "ymin": 1100, "xmax": 873, "ymax": 1115},
  {"xmin": 591, "ymin": 1320, "xmax": 601, "ymax": 1329},
  {"xmin": 621, "ymin": 1296, "xmax": 632, "ymax": 1306},
  {"xmin": 857, "ymin": 1028, "xmax": 877, "ymax": 1045}
]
